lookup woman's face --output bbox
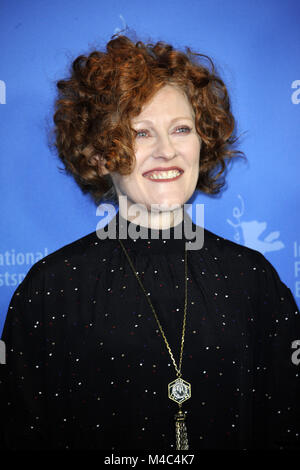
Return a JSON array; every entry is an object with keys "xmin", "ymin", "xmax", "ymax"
[{"xmin": 106, "ymin": 85, "xmax": 201, "ymax": 214}]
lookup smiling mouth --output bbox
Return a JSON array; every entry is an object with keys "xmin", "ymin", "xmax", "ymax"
[{"xmin": 143, "ymin": 169, "xmax": 184, "ymax": 182}]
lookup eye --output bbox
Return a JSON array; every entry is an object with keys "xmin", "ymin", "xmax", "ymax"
[
  {"xmin": 135, "ymin": 129, "xmax": 149, "ymax": 138},
  {"xmin": 174, "ymin": 126, "xmax": 192, "ymax": 134}
]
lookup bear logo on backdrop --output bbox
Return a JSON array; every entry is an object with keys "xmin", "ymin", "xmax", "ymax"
[{"xmin": 227, "ymin": 195, "xmax": 284, "ymax": 254}]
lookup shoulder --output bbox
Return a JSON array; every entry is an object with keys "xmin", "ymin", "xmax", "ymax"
[
  {"xmin": 203, "ymin": 226, "xmax": 298, "ymax": 305},
  {"xmin": 202, "ymin": 228, "xmax": 300, "ymax": 320},
  {"xmin": 4, "ymin": 230, "xmax": 113, "ymax": 332},
  {"xmin": 203, "ymin": 226, "xmax": 269, "ymax": 269},
  {"xmin": 201, "ymin": 226, "xmax": 292, "ymax": 295},
  {"xmin": 19, "ymin": 230, "xmax": 112, "ymax": 288}
]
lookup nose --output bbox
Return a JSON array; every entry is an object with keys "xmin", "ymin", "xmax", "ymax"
[{"xmin": 152, "ymin": 133, "xmax": 177, "ymax": 159}]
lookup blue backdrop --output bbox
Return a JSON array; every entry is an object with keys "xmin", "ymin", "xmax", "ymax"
[{"xmin": 1, "ymin": 0, "xmax": 300, "ymax": 335}]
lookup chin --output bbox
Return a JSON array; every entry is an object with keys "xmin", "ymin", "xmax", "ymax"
[{"xmin": 148, "ymin": 200, "xmax": 183, "ymax": 212}]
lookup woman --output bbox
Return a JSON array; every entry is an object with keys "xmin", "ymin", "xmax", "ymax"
[{"xmin": 1, "ymin": 35, "xmax": 299, "ymax": 451}]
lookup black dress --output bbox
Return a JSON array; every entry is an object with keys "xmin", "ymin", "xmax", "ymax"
[{"xmin": 0, "ymin": 212, "xmax": 299, "ymax": 450}]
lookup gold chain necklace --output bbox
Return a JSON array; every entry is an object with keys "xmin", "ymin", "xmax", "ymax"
[{"xmin": 118, "ymin": 237, "xmax": 191, "ymax": 450}]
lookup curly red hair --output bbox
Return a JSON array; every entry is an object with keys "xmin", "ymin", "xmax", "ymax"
[{"xmin": 52, "ymin": 34, "xmax": 245, "ymax": 204}]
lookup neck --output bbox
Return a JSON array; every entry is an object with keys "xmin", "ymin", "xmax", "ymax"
[{"xmin": 118, "ymin": 197, "xmax": 184, "ymax": 230}]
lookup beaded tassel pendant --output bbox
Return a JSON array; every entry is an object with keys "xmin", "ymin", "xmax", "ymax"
[
  {"xmin": 168, "ymin": 377, "xmax": 191, "ymax": 450},
  {"xmin": 175, "ymin": 409, "xmax": 189, "ymax": 450}
]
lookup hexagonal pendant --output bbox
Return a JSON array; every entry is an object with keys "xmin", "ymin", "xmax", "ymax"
[{"xmin": 168, "ymin": 377, "xmax": 191, "ymax": 404}]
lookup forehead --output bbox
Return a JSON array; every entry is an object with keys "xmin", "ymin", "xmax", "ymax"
[{"xmin": 132, "ymin": 85, "xmax": 194, "ymax": 123}]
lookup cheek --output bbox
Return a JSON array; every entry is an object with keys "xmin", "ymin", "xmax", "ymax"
[
  {"xmin": 133, "ymin": 148, "xmax": 147, "ymax": 169},
  {"xmin": 185, "ymin": 142, "xmax": 201, "ymax": 166}
]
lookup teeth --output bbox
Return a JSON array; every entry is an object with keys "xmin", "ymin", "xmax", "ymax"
[{"xmin": 147, "ymin": 170, "xmax": 181, "ymax": 180}]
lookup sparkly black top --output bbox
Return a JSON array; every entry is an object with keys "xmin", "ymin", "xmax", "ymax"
[{"xmin": 1, "ymin": 213, "xmax": 299, "ymax": 450}]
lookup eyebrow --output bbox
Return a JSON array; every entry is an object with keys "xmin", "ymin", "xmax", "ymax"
[{"xmin": 132, "ymin": 116, "xmax": 194, "ymax": 125}]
